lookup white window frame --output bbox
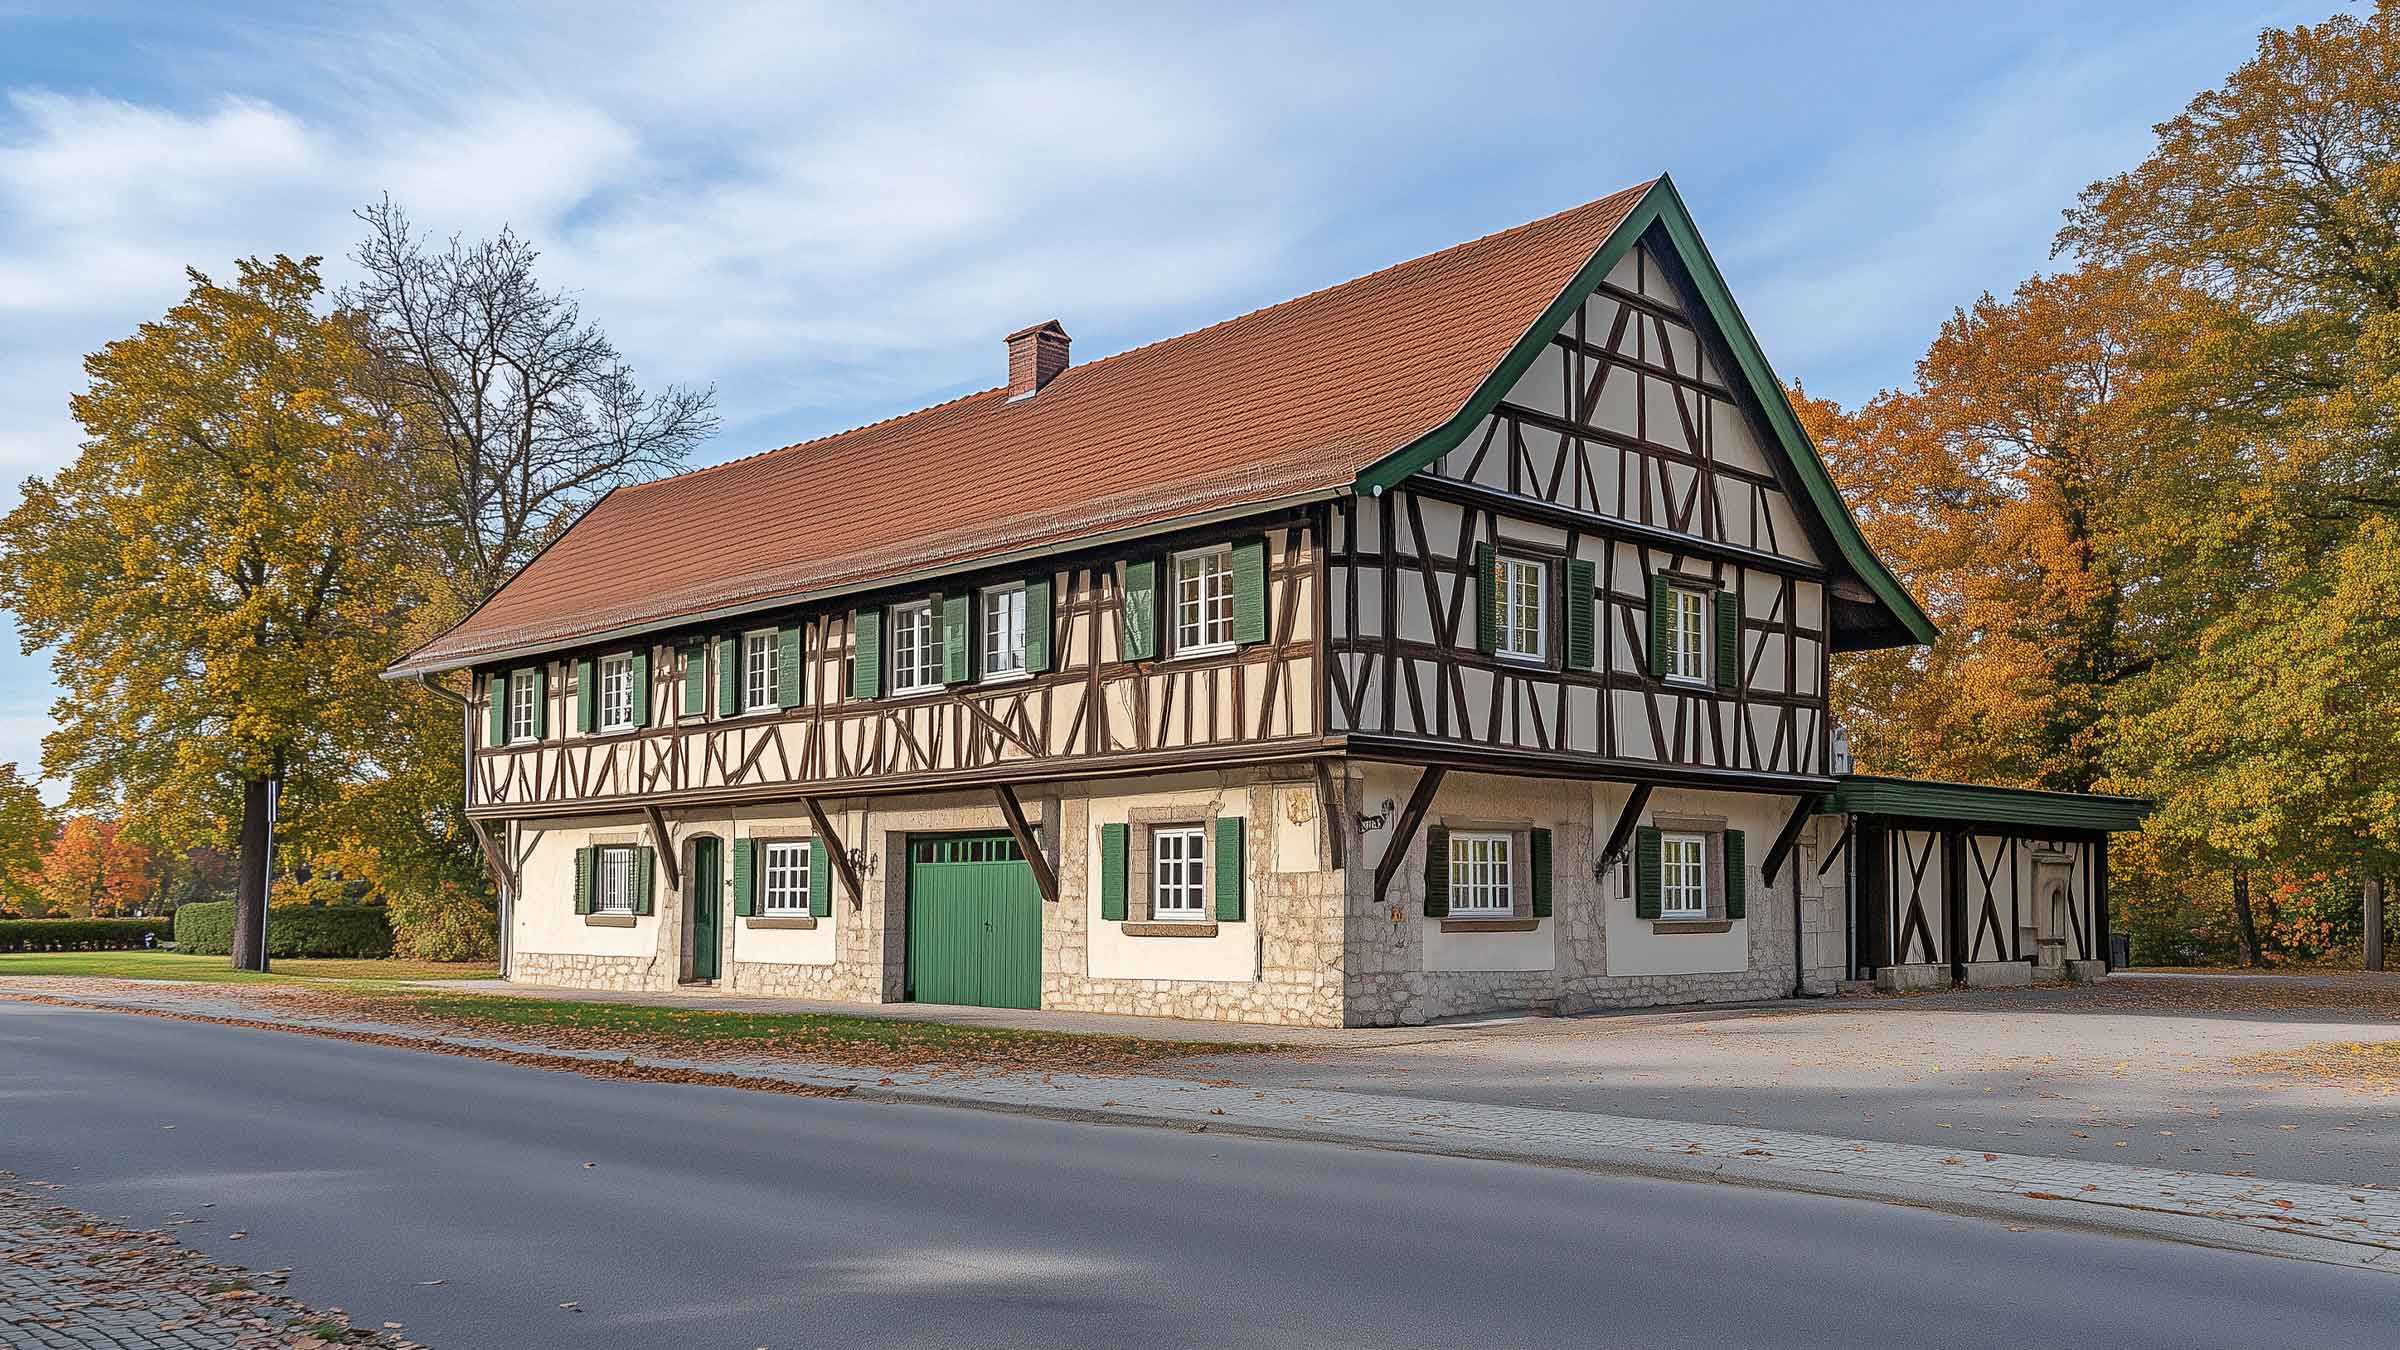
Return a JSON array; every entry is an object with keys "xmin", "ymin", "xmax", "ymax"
[
  {"xmin": 1495, "ymin": 554, "xmax": 1547, "ymax": 663},
  {"xmin": 1447, "ymin": 831, "xmax": 1514, "ymax": 917},
  {"xmin": 508, "ymin": 667, "xmax": 540, "ymax": 744},
  {"xmin": 594, "ymin": 844, "xmax": 635, "ymax": 914},
  {"xmin": 1664, "ymin": 586, "xmax": 1709, "ymax": 686},
  {"xmin": 1170, "ymin": 545, "xmax": 1236, "ymax": 657},
  {"xmin": 1151, "ymin": 826, "xmax": 1209, "ymax": 921},
  {"xmin": 742, "ymin": 629, "xmax": 779, "ymax": 713},
  {"xmin": 597, "ymin": 653, "xmax": 635, "ymax": 732},
  {"xmin": 889, "ymin": 599, "xmax": 942, "ymax": 695},
  {"xmin": 761, "ymin": 840, "xmax": 810, "ymax": 915},
  {"xmin": 981, "ymin": 582, "xmax": 1029, "ymax": 681},
  {"xmin": 1660, "ymin": 832, "xmax": 1708, "ymax": 917}
]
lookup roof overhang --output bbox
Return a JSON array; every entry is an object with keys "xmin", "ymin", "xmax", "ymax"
[{"xmin": 1817, "ymin": 774, "xmax": 2151, "ymax": 834}]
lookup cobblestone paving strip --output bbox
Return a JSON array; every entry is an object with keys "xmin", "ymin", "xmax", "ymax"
[
  {"xmin": 0, "ymin": 1178, "xmax": 420, "ymax": 1349},
  {"xmin": 12, "ymin": 987, "xmax": 2396, "ymax": 1272}
]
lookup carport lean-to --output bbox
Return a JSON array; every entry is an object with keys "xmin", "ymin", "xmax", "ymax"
[{"xmin": 1817, "ymin": 776, "xmax": 2150, "ymax": 991}]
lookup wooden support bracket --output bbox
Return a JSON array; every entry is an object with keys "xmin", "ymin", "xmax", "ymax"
[
  {"xmin": 1815, "ymin": 819, "xmax": 1854, "ymax": 877},
  {"xmin": 991, "ymin": 784, "xmax": 1060, "ymax": 904},
  {"xmin": 1313, "ymin": 759, "xmax": 1347, "ymax": 870},
  {"xmin": 1761, "ymin": 793, "xmax": 1825, "ymax": 889},
  {"xmin": 467, "ymin": 817, "xmax": 512, "ymax": 898},
  {"xmin": 801, "ymin": 796, "xmax": 867, "ymax": 909},
  {"xmin": 1596, "ymin": 783, "xmax": 1655, "ymax": 874},
  {"xmin": 640, "ymin": 804, "xmax": 681, "ymax": 891},
  {"xmin": 1371, "ymin": 766, "xmax": 1446, "ymax": 905}
]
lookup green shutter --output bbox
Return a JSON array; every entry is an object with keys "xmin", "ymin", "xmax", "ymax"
[
  {"xmin": 1635, "ymin": 825, "xmax": 1663, "ymax": 919},
  {"xmin": 683, "ymin": 643, "xmax": 706, "ymax": 717},
  {"xmin": 777, "ymin": 626, "xmax": 804, "ymax": 708},
  {"xmin": 808, "ymin": 839, "xmax": 832, "ymax": 918},
  {"xmin": 1715, "ymin": 590, "xmax": 1740, "ymax": 690},
  {"xmin": 942, "ymin": 592, "xmax": 972, "ymax": 683},
  {"xmin": 1024, "ymin": 577, "xmax": 1053, "ymax": 673},
  {"xmin": 573, "ymin": 845, "xmax": 594, "ymax": 915},
  {"xmin": 1530, "ymin": 827, "xmax": 1553, "ymax": 918},
  {"xmin": 1231, "ymin": 536, "xmax": 1268, "ymax": 645},
  {"xmin": 1099, "ymin": 822, "xmax": 1129, "ymax": 921},
  {"xmin": 1214, "ymin": 816, "xmax": 1246, "ymax": 922},
  {"xmin": 633, "ymin": 846, "xmax": 656, "ymax": 915},
  {"xmin": 717, "ymin": 635, "xmax": 740, "ymax": 716},
  {"xmin": 488, "ymin": 672, "xmax": 508, "ymax": 745},
  {"xmin": 1473, "ymin": 543, "xmax": 1497, "ymax": 654},
  {"xmin": 1724, "ymin": 828, "xmax": 1747, "ymax": 920},
  {"xmin": 1647, "ymin": 575, "xmax": 1672, "ymax": 678},
  {"xmin": 1424, "ymin": 825, "xmax": 1451, "ymax": 917},
  {"xmin": 1566, "ymin": 559, "xmax": 1597, "ymax": 671},
  {"xmin": 529, "ymin": 669, "xmax": 548, "ymax": 739},
  {"xmin": 575, "ymin": 658, "xmax": 596, "ymax": 732},
  {"xmin": 731, "ymin": 838, "xmax": 756, "ymax": 916},
  {"xmin": 1120, "ymin": 559, "xmax": 1158, "ymax": 661},
  {"xmin": 850, "ymin": 609, "xmax": 881, "ymax": 699},
  {"xmin": 630, "ymin": 649, "xmax": 651, "ymax": 727}
]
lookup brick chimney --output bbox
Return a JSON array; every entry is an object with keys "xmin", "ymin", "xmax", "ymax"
[{"xmin": 1005, "ymin": 320, "xmax": 1071, "ymax": 399}]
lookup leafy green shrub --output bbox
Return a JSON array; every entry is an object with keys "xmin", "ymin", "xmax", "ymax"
[
  {"xmin": 0, "ymin": 917, "xmax": 175, "ymax": 953},
  {"xmin": 386, "ymin": 881, "xmax": 498, "ymax": 962},
  {"xmin": 172, "ymin": 902, "xmax": 393, "ymax": 958}
]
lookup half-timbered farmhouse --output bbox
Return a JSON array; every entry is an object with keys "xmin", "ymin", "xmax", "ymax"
[{"xmin": 389, "ymin": 177, "xmax": 2146, "ymax": 1026}]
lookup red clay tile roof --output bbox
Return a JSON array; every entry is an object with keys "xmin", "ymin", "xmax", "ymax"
[{"xmin": 392, "ymin": 180, "xmax": 1657, "ymax": 675}]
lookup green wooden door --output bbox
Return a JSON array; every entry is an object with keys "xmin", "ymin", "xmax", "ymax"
[
  {"xmin": 907, "ymin": 833, "xmax": 1042, "ymax": 1009},
  {"xmin": 689, "ymin": 836, "xmax": 721, "ymax": 982}
]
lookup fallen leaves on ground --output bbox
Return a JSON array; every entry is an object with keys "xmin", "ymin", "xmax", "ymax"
[{"xmin": 2230, "ymin": 1041, "xmax": 2400, "ymax": 1093}]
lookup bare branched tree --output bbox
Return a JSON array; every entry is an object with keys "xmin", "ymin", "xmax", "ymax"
[{"xmin": 349, "ymin": 197, "xmax": 719, "ymax": 611}]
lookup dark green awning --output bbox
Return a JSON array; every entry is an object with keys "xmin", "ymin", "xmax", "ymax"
[{"xmin": 1817, "ymin": 775, "xmax": 2149, "ymax": 834}]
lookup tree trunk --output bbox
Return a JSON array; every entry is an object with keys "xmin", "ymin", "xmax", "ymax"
[
  {"xmin": 2230, "ymin": 868, "xmax": 2261, "ymax": 969},
  {"xmin": 2367, "ymin": 875, "xmax": 2386, "ymax": 974},
  {"xmin": 230, "ymin": 774, "xmax": 272, "ymax": 972}
]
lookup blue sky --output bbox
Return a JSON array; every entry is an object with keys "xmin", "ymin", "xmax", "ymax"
[{"xmin": 0, "ymin": 1, "xmax": 2332, "ymax": 800}]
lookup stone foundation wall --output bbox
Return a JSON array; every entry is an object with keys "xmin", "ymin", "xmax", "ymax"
[{"xmin": 510, "ymin": 950, "xmax": 671, "ymax": 993}]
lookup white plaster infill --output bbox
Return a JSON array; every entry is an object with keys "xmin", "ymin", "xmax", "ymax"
[{"xmin": 13, "ymin": 985, "xmax": 2396, "ymax": 1274}]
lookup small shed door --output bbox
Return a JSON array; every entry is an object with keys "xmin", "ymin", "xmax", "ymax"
[{"xmin": 907, "ymin": 833, "xmax": 1042, "ymax": 1009}]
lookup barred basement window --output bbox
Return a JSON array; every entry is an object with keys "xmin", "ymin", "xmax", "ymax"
[
  {"xmin": 890, "ymin": 600, "xmax": 941, "ymax": 694},
  {"xmin": 1663, "ymin": 587, "xmax": 1709, "ymax": 685},
  {"xmin": 761, "ymin": 841, "xmax": 809, "ymax": 915},
  {"xmin": 1661, "ymin": 832, "xmax": 1707, "ymax": 917},
  {"xmin": 1151, "ymin": 826, "xmax": 1208, "ymax": 920},
  {"xmin": 743, "ymin": 630, "xmax": 778, "ymax": 712},
  {"xmin": 595, "ymin": 845, "xmax": 635, "ymax": 914},
  {"xmin": 508, "ymin": 668, "xmax": 540, "ymax": 743},
  {"xmin": 1171, "ymin": 545, "xmax": 1235, "ymax": 655},
  {"xmin": 1447, "ymin": 832, "xmax": 1513, "ymax": 916},
  {"xmin": 598, "ymin": 653, "xmax": 634, "ymax": 731},
  {"xmin": 982, "ymin": 583, "xmax": 1028, "ymax": 679}
]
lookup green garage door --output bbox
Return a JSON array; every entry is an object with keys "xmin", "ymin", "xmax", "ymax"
[{"xmin": 907, "ymin": 833, "xmax": 1043, "ymax": 1010}]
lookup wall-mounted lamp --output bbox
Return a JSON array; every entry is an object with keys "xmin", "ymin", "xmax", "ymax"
[
  {"xmin": 1357, "ymin": 798, "xmax": 1397, "ymax": 832},
  {"xmin": 847, "ymin": 848, "xmax": 877, "ymax": 880}
]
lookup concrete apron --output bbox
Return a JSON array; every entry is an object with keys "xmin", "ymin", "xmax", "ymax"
[{"xmin": 14, "ymin": 988, "xmax": 2396, "ymax": 1277}]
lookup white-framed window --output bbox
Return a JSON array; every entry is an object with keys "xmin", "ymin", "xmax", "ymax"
[
  {"xmin": 508, "ymin": 667, "xmax": 540, "ymax": 743},
  {"xmin": 595, "ymin": 844, "xmax": 635, "ymax": 913},
  {"xmin": 1663, "ymin": 587, "xmax": 1709, "ymax": 684},
  {"xmin": 1151, "ymin": 826, "xmax": 1208, "ymax": 920},
  {"xmin": 598, "ymin": 653, "xmax": 634, "ymax": 731},
  {"xmin": 761, "ymin": 840, "xmax": 810, "ymax": 915},
  {"xmin": 982, "ymin": 583, "xmax": 1028, "ymax": 680},
  {"xmin": 1447, "ymin": 832, "xmax": 1514, "ymax": 916},
  {"xmin": 741, "ymin": 629, "xmax": 779, "ymax": 712},
  {"xmin": 889, "ymin": 599, "xmax": 941, "ymax": 694},
  {"xmin": 1661, "ymin": 832, "xmax": 1707, "ymax": 917},
  {"xmin": 1496, "ymin": 554, "xmax": 1547, "ymax": 662},
  {"xmin": 1171, "ymin": 545, "xmax": 1235, "ymax": 655}
]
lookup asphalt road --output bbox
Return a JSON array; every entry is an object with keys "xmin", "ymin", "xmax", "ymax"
[{"xmin": 1, "ymin": 1002, "xmax": 2389, "ymax": 1349}]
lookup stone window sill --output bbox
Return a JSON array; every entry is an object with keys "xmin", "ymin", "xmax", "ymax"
[
  {"xmin": 1439, "ymin": 918, "xmax": 1541, "ymax": 933},
  {"xmin": 1652, "ymin": 919, "xmax": 1733, "ymax": 935},
  {"xmin": 584, "ymin": 913, "xmax": 639, "ymax": 928},
  {"xmin": 1123, "ymin": 921, "xmax": 1218, "ymax": 938},
  {"xmin": 744, "ymin": 915, "xmax": 818, "ymax": 930}
]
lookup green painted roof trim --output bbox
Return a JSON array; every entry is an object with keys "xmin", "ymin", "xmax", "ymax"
[
  {"xmin": 1818, "ymin": 774, "xmax": 2152, "ymax": 834},
  {"xmin": 1352, "ymin": 175, "xmax": 1939, "ymax": 649}
]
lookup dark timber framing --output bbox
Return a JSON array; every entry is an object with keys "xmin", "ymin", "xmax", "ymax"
[
  {"xmin": 1373, "ymin": 767, "xmax": 1447, "ymax": 904},
  {"xmin": 990, "ymin": 783, "xmax": 1060, "ymax": 905},
  {"xmin": 800, "ymin": 796, "xmax": 865, "ymax": 910}
]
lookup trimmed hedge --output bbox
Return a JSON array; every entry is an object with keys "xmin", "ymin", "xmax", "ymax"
[
  {"xmin": 0, "ymin": 917, "xmax": 176, "ymax": 953},
  {"xmin": 172, "ymin": 902, "xmax": 393, "ymax": 959}
]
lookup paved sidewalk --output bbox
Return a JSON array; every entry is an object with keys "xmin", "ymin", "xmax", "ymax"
[{"xmin": 11, "ymin": 986, "xmax": 2394, "ymax": 1273}]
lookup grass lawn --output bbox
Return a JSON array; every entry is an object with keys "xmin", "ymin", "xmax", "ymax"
[
  {"xmin": 0, "ymin": 950, "xmax": 497, "ymax": 985},
  {"xmin": 391, "ymin": 991, "xmax": 1266, "ymax": 1064}
]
